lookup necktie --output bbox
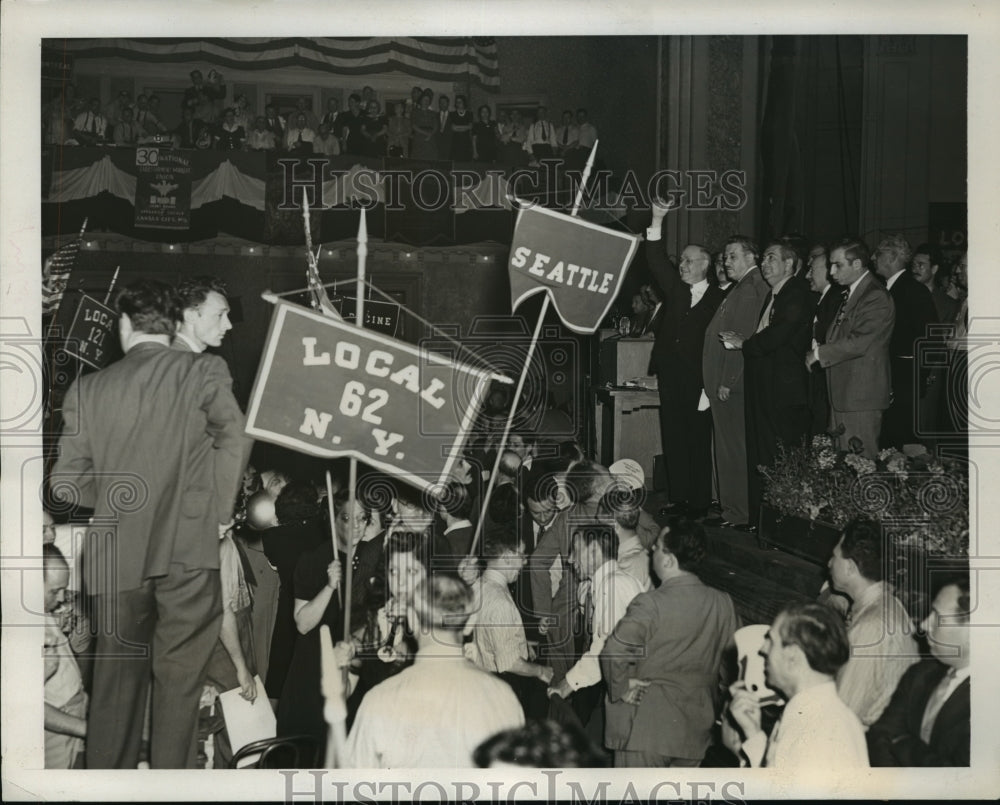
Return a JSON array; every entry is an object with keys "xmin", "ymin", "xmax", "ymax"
[
  {"xmin": 833, "ymin": 293, "xmax": 849, "ymax": 328},
  {"xmin": 541, "ymin": 123, "xmax": 547, "ymax": 142},
  {"xmin": 298, "ymin": 130, "xmax": 303, "ymax": 144},
  {"xmin": 90, "ymin": 114, "xmax": 96, "ymax": 134},
  {"xmin": 757, "ymin": 293, "xmax": 774, "ymax": 333},
  {"xmin": 920, "ymin": 668, "xmax": 960, "ymax": 743},
  {"xmin": 562, "ymin": 126, "xmax": 568, "ymax": 145}
]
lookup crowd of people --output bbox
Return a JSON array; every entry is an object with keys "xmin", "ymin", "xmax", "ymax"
[
  {"xmin": 631, "ymin": 201, "xmax": 969, "ymax": 532},
  {"xmin": 42, "ymin": 71, "xmax": 597, "ymax": 167},
  {"xmin": 41, "ymin": 266, "xmax": 969, "ymax": 771}
]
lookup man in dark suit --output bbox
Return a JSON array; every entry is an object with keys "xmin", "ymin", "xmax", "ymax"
[
  {"xmin": 806, "ymin": 238, "xmax": 894, "ymax": 459},
  {"xmin": 644, "ymin": 201, "xmax": 726, "ymax": 518},
  {"xmin": 173, "ymin": 107, "xmax": 209, "ymax": 150},
  {"xmin": 806, "ymin": 245, "xmax": 845, "ymax": 437},
  {"xmin": 702, "ymin": 235, "xmax": 770, "ymax": 528},
  {"xmin": 867, "ymin": 576, "xmax": 970, "ymax": 766},
  {"xmin": 873, "ymin": 234, "xmax": 937, "ymax": 449},
  {"xmin": 720, "ymin": 241, "xmax": 815, "ymax": 528},
  {"xmin": 53, "ymin": 281, "xmax": 251, "ymax": 768}
]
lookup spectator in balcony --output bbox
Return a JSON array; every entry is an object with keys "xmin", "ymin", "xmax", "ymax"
[
  {"xmin": 436, "ymin": 95, "xmax": 452, "ymax": 161},
  {"xmin": 387, "ymin": 101, "xmax": 411, "ymax": 158},
  {"xmin": 214, "ymin": 107, "xmax": 246, "ymax": 151},
  {"xmin": 44, "ymin": 91, "xmax": 76, "ymax": 146},
  {"xmin": 405, "ymin": 85, "xmax": 422, "ymax": 118},
  {"xmin": 183, "ymin": 69, "xmax": 225, "ymax": 113},
  {"xmin": 339, "ymin": 93, "xmax": 367, "ymax": 156},
  {"xmin": 232, "ymin": 93, "xmax": 254, "ymax": 133},
  {"xmin": 72, "ymin": 98, "xmax": 109, "ymax": 146},
  {"xmin": 361, "ymin": 85, "xmax": 377, "ymax": 107},
  {"xmin": 555, "ymin": 109, "xmax": 579, "ymax": 157},
  {"xmin": 409, "ymin": 91, "xmax": 437, "ymax": 161},
  {"xmin": 449, "ymin": 94, "xmax": 474, "ymax": 161},
  {"xmin": 312, "ymin": 120, "xmax": 341, "ymax": 156},
  {"xmin": 284, "ymin": 112, "xmax": 315, "ymax": 155},
  {"xmin": 472, "ymin": 105, "xmax": 498, "ymax": 163},
  {"xmin": 524, "ymin": 106, "xmax": 555, "ymax": 163},
  {"xmin": 246, "ymin": 116, "xmax": 277, "ymax": 152},
  {"xmin": 569, "ymin": 108, "xmax": 598, "ymax": 169},
  {"xmin": 113, "ymin": 106, "xmax": 139, "ymax": 147},
  {"xmin": 173, "ymin": 106, "xmax": 209, "ymax": 150},
  {"xmin": 263, "ymin": 103, "xmax": 286, "ymax": 147},
  {"xmin": 133, "ymin": 94, "xmax": 167, "ymax": 137},
  {"xmin": 290, "ymin": 97, "xmax": 318, "ymax": 132},
  {"xmin": 104, "ymin": 89, "xmax": 133, "ymax": 129},
  {"xmin": 321, "ymin": 97, "xmax": 341, "ymax": 134},
  {"xmin": 193, "ymin": 90, "xmax": 218, "ymax": 126},
  {"xmin": 361, "ymin": 100, "xmax": 388, "ymax": 157}
]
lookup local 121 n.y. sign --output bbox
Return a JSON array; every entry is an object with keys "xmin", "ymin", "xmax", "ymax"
[{"xmin": 245, "ymin": 301, "xmax": 506, "ymax": 491}]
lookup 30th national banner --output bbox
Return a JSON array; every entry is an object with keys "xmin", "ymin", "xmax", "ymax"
[
  {"xmin": 245, "ymin": 301, "xmax": 503, "ymax": 491},
  {"xmin": 507, "ymin": 203, "xmax": 640, "ymax": 334}
]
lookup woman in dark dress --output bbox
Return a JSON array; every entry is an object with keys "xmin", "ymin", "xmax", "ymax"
[
  {"xmin": 409, "ymin": 92, "xmax": 437, "ymax": 161},
  {"xmin": 275, "ymin": 491, "xmax": 384, "ymax": 742},
  {"xmin": 472, "ymin": 104, "xmax": 499, "ymax": 163},
  {"xmin": 261, "ymin": 481, "xmax": 327, "ymax": 700},
  {"xmin": 448, "ymin": 94, "xmax": 474, "ymax": 161},
  {"xmin": 213, "ymin": 106, "xmax": 245, "ymax": 151},
  {"xmin": 360, "ymin": 99, "xmax": 388, "ymax": 158}
]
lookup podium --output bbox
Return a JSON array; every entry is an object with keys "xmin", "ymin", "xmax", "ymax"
[{"xmin": 593, "ymin": 335, "xmax": 661, "ymax": 489}]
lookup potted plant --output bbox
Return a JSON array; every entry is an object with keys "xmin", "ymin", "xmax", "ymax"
[{"xmin": 758, "ymin": 433, "xmax": 969, "ymax": 615}]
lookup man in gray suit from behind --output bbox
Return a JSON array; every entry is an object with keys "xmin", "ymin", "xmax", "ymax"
[{"xmin": 53, "ymin": 280, "xmax": 251, "ymax": 768}]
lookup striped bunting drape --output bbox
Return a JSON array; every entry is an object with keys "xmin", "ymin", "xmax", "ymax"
[{"xmin": 56, "ymin": 37, "xmax": 500, "ymax": 88}]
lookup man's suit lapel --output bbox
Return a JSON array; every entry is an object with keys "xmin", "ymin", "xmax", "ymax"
[{"xmin": 828, "ymin": 272, "xmax": 874, "ymax": 340}]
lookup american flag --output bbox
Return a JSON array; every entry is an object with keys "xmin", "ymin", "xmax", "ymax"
[{"xmin": 42, "ymin": 218, "xmax": 87, "ymax": 318}]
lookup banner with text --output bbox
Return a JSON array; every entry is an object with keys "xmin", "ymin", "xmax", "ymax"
[
  {"xmin": 245, "ymin": 301, "xmax": 502, "ymax": 491},
  {"xmin": 334, "ymin": 296, "xmax": 401, "ymax": 337},
  {"xmin": 508, "ymin": 203, "xmax": 640, "ymax": 334},
  {"xmin": 63, "ymin": 294, "xmax": 119, "ymax": 369},
  {"xmin": 134, "ymin": 147, "xmax": 192, "ymax": 229}
]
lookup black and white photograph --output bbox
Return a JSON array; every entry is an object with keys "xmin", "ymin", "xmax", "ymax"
[{"xmin": 2, "ymin": 1, "xmax": 999, "ymax": 801}]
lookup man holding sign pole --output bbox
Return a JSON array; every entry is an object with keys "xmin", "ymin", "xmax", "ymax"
[{"xmin": 644, "ymin": 200, "xmax": 726, "ymax": 519}]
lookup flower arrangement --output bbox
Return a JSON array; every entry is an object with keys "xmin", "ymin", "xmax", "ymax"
[{"xmin": 759, "ymin": 433, "xmax": 969, "ymax": 557}]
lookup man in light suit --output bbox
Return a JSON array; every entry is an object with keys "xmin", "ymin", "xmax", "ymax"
[
  {"xmin": 806, "ymin": 238, "xmax": 894, "ymax": 458},
  {"xmin": 53, "ymin": 280, "xmax": 251, "ymax": 768},
  {"xmin": 702, "ymin": 235, "xmax": 770, "ymax": 528}
]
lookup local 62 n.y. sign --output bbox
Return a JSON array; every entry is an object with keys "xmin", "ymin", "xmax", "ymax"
[{"xmin": 245, "ymin": 301, "xmax": 505, "ymax": 491}]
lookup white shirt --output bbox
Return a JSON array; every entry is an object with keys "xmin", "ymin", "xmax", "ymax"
[
  {"xmin": 564, "ymin": 560, "xmax": 644, "ymax": 691},
  {"xmin": 346, "ymin": 652, "xmax": 524, "ymax": 768},
  {"xmin": 742, "ymin": 680, "xmax": 869, "ymax": 769},
  {"xmin": 689, "ymin": 279, "xmax": 709, "ymax": 308},
  {"xmin": 524, "ymin": 120, "xmax": 554, "ymax": 152},
  {"xmin": 885, "ymin": 269, "xmax": 905, "ymax": 291}
]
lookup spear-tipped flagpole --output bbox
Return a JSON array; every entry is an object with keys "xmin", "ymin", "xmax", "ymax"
[
  {"xmin": 342, "ymin": 207, "xmax": 368, "ymax": 646},
  {"xmin": 103, "ymin": 266, "xmax": 121, "ymax": 305},
  {"xmin": 468, "ymin": 143, "xmax": 601, "ymax": 558}
]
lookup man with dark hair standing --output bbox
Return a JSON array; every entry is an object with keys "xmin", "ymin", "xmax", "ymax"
[
  {"xmin": 805, "ymin": 244, "xmax": 845, "ymax": 437},
  {"xmin": 726, "ymin": 601, "xmax": 868, "ymax": 768},
  {"xmin": 718, "ymin": 240, "xmax": 815, "ymax": 528},
  {"xmin": 873, "ymin": 234, "xmax": 936, "ymax": 449},
  {"xmin": 601, "ymin": 517, "xmax": 737, "ymax": 767},
  {"xmin": 826, "ymin": 520, "xmax": 918, "ymax": 727},
  {"xmin": 867, "ymin": 576, "xmax": 970, "ymax": 766},
  {"xmin": 806, "ymin": 238, "xmax": 894, "ymax": 458},
  {"xmin": 53, "ymin": 280, "xmax": 251, "ymax": 768},
  {"xmin": 173, "ymin": 276, "xmax": 232, "ymax": 353},
  {"xmin": 702, "ymin": 234, "xmax": 770, "ymax": 528}
]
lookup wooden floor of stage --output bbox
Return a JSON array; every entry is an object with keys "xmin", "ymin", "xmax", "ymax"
[{"xmin": 642, "ymin": 490, "xmax": 827, "ymax": 627}]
